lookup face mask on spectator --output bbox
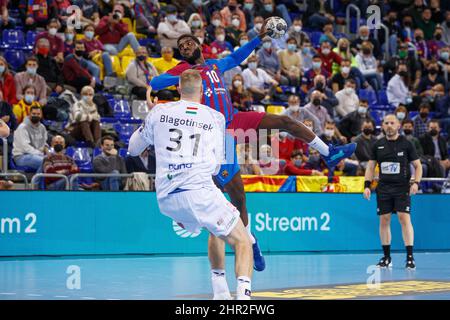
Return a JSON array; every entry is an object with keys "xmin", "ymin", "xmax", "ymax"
[
  {"xmin": 30, "ymin": 116, "xmax": 40, "ymax": 124},
  {"xmin": 362, "ymin": 48, "xmax": 371, "ymax": 55},
  {"xmin": 212, "ymin": 19, "xmax": 221, "ymax": 27},
  {"xmin": 216, "ymin": 34, "xmax": 225, "ymax": 42},
  {"xmin": 396, "ymin": 112, "xmax": 406, "ymax": 120},
  {"xmin": 440, "ymin": 52, "xmax": 450, "ymax": 61},
  {"xmin": 321, "ymin": 48, "xmax": 330, "ymax": 55},
  {"xmin": 341, "ymin": 66, "xmax": 350, "ymax": 74},
  {"xmin": 398, "ymin": 50, "xmax": 407, "ymax": 59},
  {"xmin": 75, "ymin": 50, "xmax": 85, "ymax": 57},
  {"xmin": 312, "ymin": 98, "xmax": 321, "ymax": 106},
  {"xmin": 264, "ymin": 4, "xmax": 272, "ymax": 11},
  {"xmin": 363, "ymin": 128, "xmax": 373, "ymax": 135},
  {"xmin": 428, "ymin": 67, "xmax": 438, "ymax": 75},
  {"xmin": 137, "ymin": 55, "xmax": 147, "ymax": 61},
  {"xmin": 254, "ymin": 23, "xmax": 262, "ymax": 31},
  {"xmin": 192, "ymin": 0, "xmax": 202, "ymax": 7},
  {"xmin": 65, "ymin": 33, "xmax": 74, "ymax": 41},
  {"xmin": 85, "ymin": 31, "xmax": 95, "ymax": 39},
  {"xmin": 288, "ymin": 44, "xmax": 296, "ymax": 52},
  {"xmin": 302, "ymin": 47, "xmax": 310, "ymax": 54},
  {"xmin": 53, "ymin": 144, "xmax": 64, "ymax": 153},
  {"xmin": 49, "ymin": 28, "xmax": 58, "ymax": 36},
  {"xmin": 420, "ymin": 111, "xmax": 429, "ymax": 118},
  {"xmin": 358, "ymin": 106, "xmax": 368, "ymax": 114},
  {"xmin": 340, "ymin": 46, "xmax": 348, "ymax": 52},
  {"xmin": 429, "ymin": 129, "xmax": 438, "ymax": 136},
  {"xmin": 399, "ymin": 70, "xmax": 408, "ymax": 77},
  {"xmin": 403, "ymin": 128, "xmax": 413, "ymax": 135},
  {"xmin": 83, "ymin": 95, "xmax": 93, "ymax": 104},
  {"xmin": 26, "ymin": 67, "xmax": 37, "ymax": 76},
  {"xmin": 232, "ymin": 19, "xmax": 240, "ymax": 27},
  {"xmin": 0, "ymin": 65, "xmax": 5, "ymax": 73},
  {"xmin": 248, "ymin": 62, "xmax": 257, "ymax": 70},
  {"xmin": 293, "ymin": 25, "xmax": 302, "ymax": 32},
  {"xmin": 244, "ymin": 3, "xmax": 253, "ymax": 10},
  {"xmin": 233, "ymin": 80, "xmax": 242, "ymax": 87},
  {"xmin": 25, "ymin": 94, "xmax": 35, "ymax": 104},
  {"xmin": 263, "ymin": 41, "xmax": 271, "ymax": 49},
  {"xmin": 167, "ymin": 14, "xmax": 177, "ymax": 22},
  {"xmin": 279, "ymin": 132, "xmax": 288, "ymax": 139},
  {"xmin": 240, "ymin": 39, "xmax": 248, "ymax": 46},
  {"xmin": 360, "ymin": 35, "xmax": 369, "ymax": 40},
  {"xmin": 325, "ymin": 129, "xmax": 334, "ymax": 137},
  {"xmin": 309, "ymin": 155, "xmax": 320, "ymax": 164},
  {"xmin": 289, "ymin": 105, "xmax": 300, "ymax": 112},
  {"xmin": 312, "ymin": 61, "xmax": 322, "ymax": 69},
  {"xmin": 344, "ymin": 87, "xmax": 354, "ymax": 95},
  {"xmin": 192, "ymin": 20, "xmax": 201, "ymax": 28},
  {"xmin": 294, "ymin": 159, "xmax": 302, "ymax": 167}
]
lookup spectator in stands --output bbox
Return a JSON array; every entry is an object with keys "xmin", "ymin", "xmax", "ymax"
[
  {"xmin": 395, "ymin": 105, "xmax": 409, "ymax": 124},
  {"xmin": 417, "ymin": 60, "xmax": 446, "ymax": 100},
  {"xmin": 300, "ymin": 40, "xmax": 314, "ymax": 72},
  {"xmin": 237, "ymin": 143, "xmax": 261, "ymax": 175},
  {"xmin": 416, "ymin": 7, "xmax": 437, "ymax": 40},
  {"xmin": 62, "ymin": 41, "xmax": 96, "ymax": 93},
  {"xmin": 211, "ymin": 26, "xmax": 234, "ymax": 57},
  {"xmin": 402, "ymin": 120, "xmax": 424, "ymax": 157},
  {"xmin": 420, "ymin": 120, "xmax": 450, "ymax": 172},
  {"xmin": 278, "ymin": 38, "xmax": 302, "ymax": 87},
  {"xmin": 271, "ymin": 131, "xmax": 302, "ymax": 161},
  {"xmin": 14, "ymin": 56, "xmax": 47, "ymax": 106},
  {"xmin": 35, "ymin": 38, "xmax": 65, "ymax": 95},
  {"xmin": 304, "ymin": 55, "xmax": 330, "ymax": 89},
  {"xmin": 283, "ymin": 95, "xmax": 322, "ymax": 136},
  {"xmin": 95, "ymin": 3, "xmax": 140, "ymax": 55},
  {"xmin": 63, "ymin": 26, "xmax": 75, "ymax": 57},
  {"xmin": 220, "ymin": 0, "xmax": 246, "ymax": 32},
  {"xmin": 287, "ymin": 17, "xmax": 309, "ymax": 47},
  {"xmin": 67, "ymin": 85, "xmax": 101, "ymax": 148},
  {"xmin": 0, "ymin": 100, "xmax": 17, "ymax": 140},
  {"xmin": 319, "ymin": 22, "xmax": 337, "ymax": 46},
  {"xmin": 320, "ymin": 120, "xmax": 343, "ymax": 146},
  {"xmin": 443, "ymin": 10, "xmax": 450, "ymax": 45},
  {"xmin": 187, "ymin": 13, "xmax": 204, "ymax": 33},
  {"xmin": 13, "ymin": 85, "xmax": 42, "ymax": 124},
  {"xmin": 242, "ymin": 0, "xmax": 255, "ymax": 29},
  {"xmin": 306, "ymin": 75, "xmax": 338, "ymax": 118},
  {"xmin": 335, "ymin": 79, "xmax": 359, "ymax": 118},
  {"xmin": 19, "ymin": 0, "xmax": 57, "ymax": 31},
  {"xmin": 284, "ymin": 149, "xmax": 324, "ymax": 176},
  {"xmin": 73, "ymin": 0, "xmax": 100, "ymax": 27},
  {"xmin": 156, "ymin": 5, "xmax": 190, "ymax": 55},
  {"xmin": 35, "ymin": 18, "xmax": 65, "ymax": 64},
  {"xmin": 12, "ymin": 106, "xmax": 48, "ymax": 171},
  {"xmin": 333, "ymin": 38, "xmax": 355, "ymax": 71},
  {"xmin": 413, "ymin": 102, "xmax": 432, "ymax": 137},
  {"xmin": 0, "ymin": 0, "xmax": 16, "ymax": 30},
  {"xmin": 125, "ymin": 147, "xmax": 156, "ymax": 174},
  {"xmin": 232, "ymin": 34, "xmax": 253, "ymax": 65},
  {"xmin": 242, "ymin": 55, "xmax": 278, "ymax": 104},
  {"xmin": 318, "ymin": 41, "xmax": 342, "ymax": 75},
  {"xmin": 42, "ymin": 135, "xmax": 79, "ymax": 190},
  {"xmin": 356, "ymin": 41, "xmax": 382, "ymax": 91},
  {"xmin": 351, "ymin": 25, "xmax": 381, "ymax": 59},
  {"xmin": 133, "ymin": 0, "xmax": 159, "ymax": 36},
  {"xmin": 304, "ymin": 90, "xmax": 332, "ymax": 131},
  {"xmin": 384, "ymin": 41, "xmax": 422, "ymax": 89},
  {"xmin": 82, "ymin": 24, "xmax": 116, "ymax": 79},
  {"xmin": 387, "ymin": 62, "xmax": 413, "ymax": 107},
  {"xmin": 247, "ymin": 15, "xmax": 263, "ymax": 41},
  {"xmin": 126, "ymin": 46, "xmax": 158, "ymax": 100},
  {"xmin": 257, "ymin": 144, "xmax": 281, "ymax": 175},
  {"xmin": 353, "ymin": 120, "xmax": 377, "ymax": 169},
  {"xmin": 193, "ymin": 28, "xmax": 218, "ymax": 60},
  {"xmin": 0, "ymin": 56, "xmax": 18, "ymax": 106},
  {"xmin": 331, "ymin": 59, "xmax": 360, "ymax": 93},
  {"xmin": 257, "ymin": 0, "xmax": 283, "ymax": 21},
  {"xmin": 185, "ymin": 0, "xmax": 211, "ymax": 26},
  {"xmin": 414, "ymin": 28, "xmax": 431, "ymax": 64},
  {"xmin": 98, "ymin": 0, "xmax": 114, "ymax": 17},
  {"xmin": 93, "ymin": 135, "xmax": 127, "ymax": 191},
  {"xmin": 338, "ymin": 99, "xmax": 375, "ymax": 140},
  {"xmin": 230, "ymin": 73, "xmax": 252, "ymax": 111},
  {"xmin": 438, "ymin": 45, "xmax": 450, "ymax": 68},
  {"xmin": 225, "ymin": 12, "xmax": 244, "ymax": 47},
  {"xmin": 305, "ymin": 0, "xmax": 333, "ymax": 30},
  {"xmin": 435, "ymin": 86, "xmax": 450, "ymax": 136}
]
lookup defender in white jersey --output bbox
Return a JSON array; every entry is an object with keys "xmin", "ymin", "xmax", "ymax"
[{"xmin": 128, "ymin": 70, "xmax": 253, "ymax": 300}]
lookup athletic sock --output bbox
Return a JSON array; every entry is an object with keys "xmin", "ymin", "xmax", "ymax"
[
  {"xmin": 406, "ymin": 246, "xmax": 414, "ymax": 259},
  {"xmin": 236, "ymin": 276, "xmax": 252, "ymax": 300},
  {"xmin": 382, "ymin": 245, "xmax": 391, "ymax": 258},
  {"xmin": 211, "ymin": 269, "xmax": 231, "ymax": 299},
  {"xmin": 308, "ymin": 136, "xmax": 330, "ymax": 156},
  {"xmin": 246, "ymin": 225, "xmax": 256, "ymax": 244}
]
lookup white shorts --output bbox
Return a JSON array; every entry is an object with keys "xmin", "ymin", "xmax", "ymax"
[{"xmin": 158, "ymin": 186, "xmax": 240, "ymax": 237}]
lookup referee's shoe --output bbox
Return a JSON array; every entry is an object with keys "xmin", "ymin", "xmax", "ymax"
[
  {"xmin": 406, "ymin": 256, "xmax": 416, "ymax": 269},
  {"xmin": 322, "ymin": 143, "xmax": 357, "ymax": 168},
  {"xmin": 376, "ymin": 256, "xmax": 393, "ymax": 268}
]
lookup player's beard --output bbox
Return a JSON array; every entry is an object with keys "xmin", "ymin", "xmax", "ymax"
[{"xmin": 185, "ymin": 47, "xmax": 201, "ymax": 65}]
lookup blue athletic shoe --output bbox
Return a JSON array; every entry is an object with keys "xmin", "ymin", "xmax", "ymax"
[
  {"xmin": 322, "ymin": 143, "xmax": 357, "ymax": 168},
  {"xmin": 252, "ymin": 233, "xmax": 266, "ymax": 272}
]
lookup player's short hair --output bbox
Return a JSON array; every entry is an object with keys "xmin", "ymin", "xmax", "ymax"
[
  {"xmin": 177, "ymin": 34, "xmax": 200, "ymax": 47},
  {"xmin": 179, "ymin": 69, "xmax": 202, "ymax": 96}
]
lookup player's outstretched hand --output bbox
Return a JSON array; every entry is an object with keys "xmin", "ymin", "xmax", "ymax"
[
  {"xmin": 259, "ymin": 18, "xmax": 270, "ymax": 38},
  {"xmin": 146, "ymin": 85, "xmax": 158, "ymax": 110},
  {"xmin": 363, "ymin": 187, "xmax": 371, "ymax": 201}
]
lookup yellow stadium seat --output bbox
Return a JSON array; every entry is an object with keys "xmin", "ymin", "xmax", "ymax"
[
  {"xmin": 122, "ymin": 18, "xmax": 133, "ymax": 33},
  {"xmin": 110, "ymin": 55, "xmax": 125, "ymax": 78},
  {"xmin": 121, "ymin": 55, "xmax": 135, "ymax": 74},
  {"xmin": 75, "ymin": 34, "xmax": 85, "ymax": 41},
  {"xmin": 266, "ymin": 105, "xmax": 286, "ymax": 115},
  {"xmin": 92, "ymin": 53, "xmax": 122, "ymax": 80},
  {"xmin": 117, "ymin": 45, "xmax": 136, "ymax": 58}
]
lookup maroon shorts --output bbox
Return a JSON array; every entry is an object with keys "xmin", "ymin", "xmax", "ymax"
[{"xmin": 228, "ymin": 111, "xmax": 265, "ymax": 131}]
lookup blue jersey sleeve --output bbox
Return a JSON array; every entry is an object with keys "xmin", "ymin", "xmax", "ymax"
[
  {"xmin": 214, "ymin": 36, "xmax": 262, "ymax": 73},
  {"xmin": 149, "ymin": 73, "xmax": 179, "ymax": 91}
]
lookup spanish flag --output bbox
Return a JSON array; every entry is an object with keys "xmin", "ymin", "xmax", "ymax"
[{"xmin": 241, "ymin": 175, "xmax": 297, "ymax": 192}]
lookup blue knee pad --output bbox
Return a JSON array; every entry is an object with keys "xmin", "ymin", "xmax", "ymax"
[{"xmin": 214, "ymin": 133, "xmax": 240, "ymax": 189}]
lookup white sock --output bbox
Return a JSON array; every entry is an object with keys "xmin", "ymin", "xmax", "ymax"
[
  {"xmin": 211, "ymin": 269, "xmax": 231, "ymax": 299},
  {"xmin": 246, "ymin": 225, "xmax": 256, "ymax": 244},
  {"xmin": 308, "ymin": 136, "xmax": 330, "ymax": 156},
  {"xmin": 236, "ymin": 276, "xmax": 252, "ymax": 300}
]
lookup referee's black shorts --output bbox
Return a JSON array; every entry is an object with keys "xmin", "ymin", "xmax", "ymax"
[{"xmin": 376, "ymin": 184, "xmax": 411, "ymax": 215}]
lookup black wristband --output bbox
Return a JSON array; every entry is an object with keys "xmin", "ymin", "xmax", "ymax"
[{"xmin": 364, "ymin": 181, "xmax": 371, "ymax": 189}]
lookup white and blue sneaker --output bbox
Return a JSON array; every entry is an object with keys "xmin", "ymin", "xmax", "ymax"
[
  {"xmin": 322, "ymin": 143, "xmax": 357, "ymax": 168},
  {"xmin": 252, "ymin": 233, "xmax": 266, "ymax": 272}
]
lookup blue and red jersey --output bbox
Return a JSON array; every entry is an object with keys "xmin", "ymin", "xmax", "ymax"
[{"xmin": 150, "ymin": 36, "xmax": 261, "ymax": 126}]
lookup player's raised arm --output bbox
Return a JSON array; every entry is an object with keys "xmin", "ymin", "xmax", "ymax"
[{"xmin": 128, "ymin": 108, "xmax": 156, "ymax": 157}]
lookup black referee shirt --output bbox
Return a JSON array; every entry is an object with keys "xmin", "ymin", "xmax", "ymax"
[{"xmin": 369, "ymin": 135, "xmax": 419, "ymax": 187}]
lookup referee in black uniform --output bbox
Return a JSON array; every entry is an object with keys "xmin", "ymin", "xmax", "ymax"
[{"xmin": 363, "ymin": 114, "xmax": 422, "ymax": 269}]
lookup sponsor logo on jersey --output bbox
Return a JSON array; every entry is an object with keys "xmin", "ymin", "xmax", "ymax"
[
  {"xmin": 169, "ymin": 163, "xmax": 193, "ymax": 171},
  {"xmin": 221, "ymin": 170, "xmax": 229, "ymax": 178},
  {"xmin": 172, "ymin": 220, "xmax": 201, "ymax": 238},
  {"xmin": 205, "ymin": 87, "xmax": 213, "ymax": 97},
  {"xmin": 398, "ymin": 152, "xmax": 404, "ymax": 156}
]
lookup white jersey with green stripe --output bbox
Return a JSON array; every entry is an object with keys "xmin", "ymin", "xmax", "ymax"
[{"xmin": 139, "ymin": 99, "xmax": 226, "ymax": 199}]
